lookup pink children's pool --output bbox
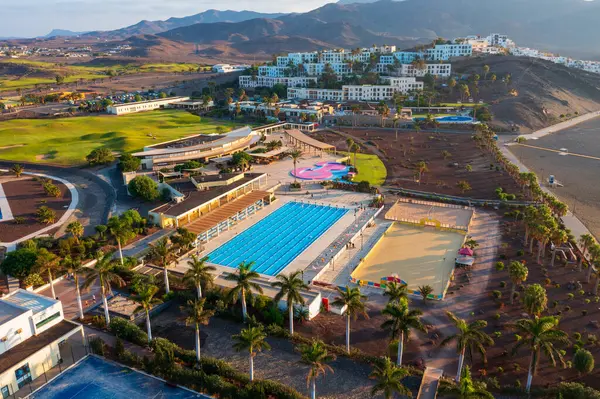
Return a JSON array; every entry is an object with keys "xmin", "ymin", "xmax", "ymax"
[{"xmin": 291, "ymin": 162, "xmax": 350, "ymax": 180}]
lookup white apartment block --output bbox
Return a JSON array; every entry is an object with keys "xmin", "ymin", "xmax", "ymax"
[
  {"xmin": 368, "ymin": 45, "xmax": 397, "ymax": 53},
  {"xmin": 212, "ymin": 64, "xmax": 250, "ymax": 73},
  {"xmin": 230, "ymin": 101, "xmax": 326, "ymax": 120},
  {"xmin": 375, "ymin": 62, "xmax": 451, "ymax": 77},
  {"xmin": 487, "ymin": 33, "xmax": 514, "ymax": 48},
  {"xmin": 106, "ymin": 97, "xmax": 190, "ymax": 115},
  {"xmin": 466, "ymin": 38, "xmax": 489, "ymax": 52},
  {"xmin": 287, "ymin": 88, "xmax": 344, "ymax": 102},
  {"xmin": 426, "ymin": 44, "xmax": 473, "ymax": 60},
  {"xmin": 238, "ymin": 75, "xmax": 317, "ymax": 89}
]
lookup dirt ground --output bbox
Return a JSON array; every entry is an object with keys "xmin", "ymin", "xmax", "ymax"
[
  {"xmin": 0, "ymin": 176, "xmax": 71, "ymax": 241},
  {"xmin": 312, "ymin": 129, "xmax": 523, "ymax": 199}
]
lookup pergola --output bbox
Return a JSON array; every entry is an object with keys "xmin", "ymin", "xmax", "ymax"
[{"xmin": 283, "ymin": 129, "xmax": 336, "ymax": 155}]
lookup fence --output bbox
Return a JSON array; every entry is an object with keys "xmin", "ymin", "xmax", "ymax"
[{"xmin": 393, "ymin": 196, "xmax": 469, "ymax": 210}]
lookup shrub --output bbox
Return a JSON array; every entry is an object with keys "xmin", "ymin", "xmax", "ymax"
[
  {"xmin": 552, "ymin": 300, "xmax": 559, "ymax": 308},
  {"xmin": 495, "ymin": 261, "xmax": 505, "ymax": 271},
  {"xmin": 573, "ymin": 349, "xmax": 595, "ymax": 375},
  {"xmin": 494, "ymin": 313, "xmax": 501, "ymax": 320},
  {"xmin": 23, "ymin": 273, "xmax": 45, "ymax": 288},
  {"xmin": 497, "ymin": 366, "xmax": 504, "ymax": 374},
  {"xmin": 555, "ymin": 283, "xmax": 561, "ymax": 289},
  {"xmin": 115, "ymin": 337, "xmax": 125, "ymax": 357},
  {"xmin": 494, "ymin": 331, "xmax": 502, "ymax": 338},
  {"xmin": 492, "ymin": 290, "xmax": 502, "ymax": 299},
  {"xmin": 517, "ymin": 249, "xmax": 524, "ymax": 256},
  {"xmin": 109, "ymin": 317, "xmax": 149, "ymax": 346},
  {"xmin": 13, "ymin": 216, "xmax": 26, "ymax": 224},
  {"xmin": 557, "ymin": 382, "xmax": 600, "ymax": 399},
  {"xmin": 564, "ymin": 306, "xmax": 571, "ymax": 312},
  {"xmin": 86, "ymin": 147, "xmax": 115, "ymax": 166},
  {"xmin": 567, "ymin": 293, "xmax": 575, "ymax": 300},
  {"xmin": 91, "ymin": 315, "xmax": 106, "ymax": 329},
  {"xmin": 579, "ymin": 290, "xmax": 586, "ymax": 296},
  {"xmin": 513, "ymin": 363, "xmax": 521, "ymax": 371},
  {"xmin": 128, "ymin": 176, "xmax": 159, "ymax": 201},
  {"xmin": 573, "ymin": 332, "xmax": 582, "ymax": 340},
  {"xmin": 500, "ymin": 281, "xmax": 507, "ymax": 288},
  {"xmin": 89, "ymin": 337, "xmax": 105, "ymax": 355},
  {"xmin": 585, "ymin": 299, "xmax": 591, "ymax": 304},
  {"xmin": 544, "ymin": 278, "xmax": 551, "ymax": 285}
]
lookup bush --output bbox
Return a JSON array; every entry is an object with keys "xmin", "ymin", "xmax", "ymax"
[
  {"xmin": 492, "ymin": 290, "xmax": 502, "ymax": 299},
  {"xmin": 517, "ymin": 249, "xmax": 524, "ymax": 256},
  {"xmin": 86, "ymin": 147, "xmax": 115, "ymax": 166},
  {"xmin": 557, "ymin": 382, "xmax": 600, "ymax": 399},
  {"xmin": 109, "ymin": 317, "xmax": 148, "ymax": 346},
  {"xmin": 91, "ymin": 315, "xmax": 106, "ymax": 328},
  {"xmin": 89, "ymin": 337, "xmax": 105, "ymax": 355},
  {"xmin": 118, "ymin": 153, "xmax": 141, "ymax": 172},
  {"xmin": 495, "ymin": 261, "xmax": 505, "ymax": 271},
  {"xmin": 499, "ymin": 281, "xmax": 506, "ymax": 288},
  {"xmin": 567, "ymin": 293, "xmax": 575, "ymax": 300},
  {"xmin": 128, "ymin": 176, "xmax": 159, "ymax": 201},
  {"xmin": 23, "ymin": 273, "xmax": 45, "ymax": 288},
  {"xmin": 0, "ymin": 248, "xmax": 38, "ymax": 279}
]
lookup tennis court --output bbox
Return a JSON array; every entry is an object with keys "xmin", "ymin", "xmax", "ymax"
[{"xmin": 30, "ymin": 355, "xmax": 207, "ymax": 399}]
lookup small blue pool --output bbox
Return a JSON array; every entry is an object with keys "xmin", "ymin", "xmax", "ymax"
[
  {"xmin": 413, "ymin": 115, "xmax": 474, "ymax": 123},
  {"xmin": 207, "ymin": 201, "xmax": 348, "ymax": 276}
]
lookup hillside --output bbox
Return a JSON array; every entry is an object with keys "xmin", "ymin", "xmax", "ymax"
[{"xmin": 451, "ymin": 56, "xmax": 600, "ymax": 132}]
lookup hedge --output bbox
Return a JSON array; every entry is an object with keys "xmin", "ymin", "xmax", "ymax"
[{"xmin": 109, "ymin": 317, "xmax": 148, "ymax": 346}]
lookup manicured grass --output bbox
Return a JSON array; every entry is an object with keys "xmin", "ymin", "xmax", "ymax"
[
  {"xmin": 439, "ymin": 102, "xmax": 487, "ymax": 107},
  {"xmin": 342, "ymin": 152, "xmax": 387, "ymax": 186},
  {"xmin": 0, "ymin": 110, "xmax": 242, "ymax": 165}
]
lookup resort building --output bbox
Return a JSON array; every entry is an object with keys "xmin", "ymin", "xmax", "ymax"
[
  {"xmin": 212, "ymin": 64, "xmax": 250, "ymax": 73},
  {"xmin": 106, "ymin": 96, "xmax": 191, "ymax": 115},
  {"xmin": 229, "ymin": 101, "xmax": 330, "ymax": 121},
  {"xmin": 0, "ymin": 290, "xmax": 82, "ymax": 397},
  {"xmin": 238, "ymin": 76, "xmax": 317, "ymax": 89},
  {"xmin": 425, "ymin": 44, "xmax": 473, "ymax": 60}
]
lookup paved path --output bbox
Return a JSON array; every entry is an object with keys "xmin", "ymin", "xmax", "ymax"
[
  {"xmin": 417, "ymin": 368, "xmax": 444, "ymax": 399},
  {"xmin": 515, "ymin": 110, "xmax": 600, "ymax": 140},
  {"xmin": 38, "ymin": 278, "xmax": 102, "ymax": 320}
]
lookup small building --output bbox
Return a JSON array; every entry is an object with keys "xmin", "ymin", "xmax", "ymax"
[
  {"xmin": 0, "ymin": 290, "xmax": 82, "ymax": 397},
  {"xmin": 106, "ymin": 96, "xmax": 190, "ymax": 115},
  {"xmin": 212, "ymin": 64, "xmax": 250, "ymax": 73}
]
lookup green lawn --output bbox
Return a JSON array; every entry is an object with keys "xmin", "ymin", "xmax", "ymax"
[
  {"xmin": 342, "ymin": 152, "xmax": 387, "ymax": 186},
  {"xmin": 0, "ymin": 110, "xmax": 241, "ymax": 165}
]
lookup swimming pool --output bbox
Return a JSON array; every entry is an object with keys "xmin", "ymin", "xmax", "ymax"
[
  {"xmin": 207, "ymin": 201, "xmax": 348, "ymax": 276},
  {"xmin": 291, "ymin": 162, "xmax": 350, "ymax": 181},
  {"xmin": 413, "ymin": 115, "xmax": 474, "ymax": 124}
]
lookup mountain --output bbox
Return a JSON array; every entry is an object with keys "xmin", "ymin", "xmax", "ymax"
[
  {"xmin": 86, "ymin": 9, "xmax": 286, "ymax": 39},
  {"xmin": 44, "ymin": 29, "xmax": 86, "ymax": 38}
]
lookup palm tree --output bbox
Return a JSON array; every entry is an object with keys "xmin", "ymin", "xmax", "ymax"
[
  {"xmin": 181, "ymin": 298, "xmax": 215, "ymax": 365},
  {"xmin": 148, "ymin": 237, "xmax": 174, "ymax": 293},
  {"xmin": 298, "ymin": 340, "xmax": 335, "ymax": 399},
  {"xmin": 415, "ymin": 161, "xmax": 428, "ymax": 183},
  {"xmin": 508, "ymin": 261, "xmax": 528, "ymax": 304},
  {"xmin": 381, "ymin": 302, "xmax": 426, "ymax": 366},
  {"xmin": 440, "ymin": 311, "xmax": 494, "ymax": 382},
  {"xmin": 82, "ymin": 251, "xmax": 125, "ymax": 326},
  {"xmin": 383, "ymin": 281, "xmax": 408, "ymax": 304},
  {"xmin": 589, "ymin": 244, "xmax": 600, "ymax": 284},
  {"xmin": 332, "ymin": 286, "xmax": 369, "ymax": 353},
  {"xmin": 232, "ymin": 326, "xmax": 271, "ymax": 381},
  {"xmin": 289, "ymin": 149, "xmax": 303, "ymax": 184},
  {"xmin": 11, "ymin": 164, "xmax": 24, "ymax": 177},
  {"xmin": 224, "ymin": 261, "xmax": 263, "ymax": 321},
  {"xmin": 418, "ymin": 285, "xmax": 434, "ymax": 302},
  {"xmin": 131, "ymin": 284, "xmax": 162, "ymax": 343},
  {"xmin": 579, "ymin": 233, "xmax": 596, "ymax": 272},
  {"xmin": 346, "ymin": 138, "xmax": 355, "ymax": 167},
  {"xmin": 523, "ymin": 284, "xmax": 547, "ymax": 317},
  {"xmin": 107, "ymin": 216, "xmax": 133, "ymax": 265},
  {"xmin": 35, "ymin": 248, "xmax": 60, "ymax": 299},
  {"xmin": 349, "ymin": 142, "xmax": 360, "ymax": 171},
  {"xmin": 272, "ymin": 270, "xmax": 309, "ymax": 334},
  {"xmin": 369, "ymin": 357, "xmax": 411, "ymax": 399},
  {"xmin": 66, "ymin": 221, "xmax": 84, "ymax": 244},
  {"xmin": 442, "ymin": 366, "xmax": 494, "ymax": 399},
  {"xmin": 550, "ymin": 229, "xmax": 568, "ymax": 267},
  {"xmin": 509, "ymin": 316, "xmax": 570, "ymax": 392},
  {"xmin": 183, "ymin": 255, "xmax": 215, "ymax": 299},
  {"xmin": 61, "ymin": 256, "xmax": 86, "ymax": 320}
]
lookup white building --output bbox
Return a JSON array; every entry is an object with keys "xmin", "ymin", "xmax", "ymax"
[
  {"xmin": 238, "ymin": 76, "xmax": 317, "ymax": 89},
  {"xmin": 230, "ymin": 101, "xmax": 328, "ymax": 120},
  {"xmin": 106, "ymin": 97, "xmax": 190, "ymax": 115},
  {"xmin": 487, "ymin": 34, "xmax": 514, "ymax": 48},
  {"xmin": 466, "ymin": 38, "xmax": 489, "ymax": 52},
  {"xmin": 212, "ymin": 64, "xmax": 250, "ymax": 73},
  {"xmin": 426, "ymin": 44, "xmax": 473, "ymax": 60},
  {"xmin": 0, "ymin": 290, "xmax": 82, "ymax": 397}
]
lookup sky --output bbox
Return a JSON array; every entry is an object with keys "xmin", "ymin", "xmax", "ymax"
[{"xmin": 0, "ymin": 0, "xmax": 333, "ymax": 37}]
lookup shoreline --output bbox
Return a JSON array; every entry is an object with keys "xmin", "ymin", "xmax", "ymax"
[{"xmin": 516, "ymin": 110, "xmax": 600, "ymax": 140}]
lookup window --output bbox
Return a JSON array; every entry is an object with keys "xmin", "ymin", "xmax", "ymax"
[
  {"xmin": 15, "ymin": 364, "xmax": 32, "ymax": 389},
  {"xmin": 35, "ymin": 312, "xmax": 61, "ymax": 329},
  {"xmin": 1, "ymin": 385, "xmax": 9, "ymax": 399}
]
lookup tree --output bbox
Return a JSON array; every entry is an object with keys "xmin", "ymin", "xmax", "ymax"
[
  {"xmin": 523, "ymin": 284, "xmax": 548, "ymax": 316},
  {"xmin": 442, "ymin": 366, "xmax": 494, "ymax": 399},
  {"xmin": 490, "ymin": 74, "xmax": 497, "ymax": 83},
  {"xmin": 224, "ymin": 261, "xmax": 263, "ymax": 321},
  {"xmin": 55, "ymin": 75, "xmax": 65, "ymax": 85},
  {"xmin": 298, "ymin": 340, "xmax": 335, "ymax": 399},
  {"xmin": 448, "ymin": 78, "xmax": 457, "ymax": 93},
  {"xmin": 332, "ymin": 286, "xmax": 369, "ymax": 353},
  {"xmin": 61, "ymin": 256, "xmax": 86, "ymax": 319},
  {"xmin": 66, "ymin": 221, "xmax": 84, "ymax": 244},
  {"xmin": 457, "ymin": 180, "xmax": 472, "ymax": 194},
  {"xmin": 345, "ymin": 138, "xmax": 355, "ymax": 166},
  {"xmin": 509, "ymin": 316, "xmax": 569, "ymax": 392},
  {"xmin": 82, "ymin": 251, "xmax": 125, "ymax": 326},
  {"xmin": 232, "ymin": 326, "xmax": 271, "ymax": 381},
  {"xmin": 128, "ymin": 175, "xmax": 159, "ymax": 201},
  {"xmin": 132, "ymin": 284, "xmax": 162, "ymax": 343},
  {"xmin": 86, "ymin": 148, "xmax": 114, "ymax": 166},
  {"xmin": 459, "ymin": 84, "xmax": 470, "ymax": 102},
  {"xmin": 383, "ymin": 281, "xmax": 408, "ymax": 305},
  {"xmin": 182, "ymin": 298, "xmax": 215, "ymax": 365},
  {"xmin": 579, "ymin": 233, "xmax": 596, "ymax": 272},
  {"xmin": 37, "ymin": 206, "xmax": 56, "ymax": 224},
  {"xmin": 381, "ymin": 302, "xmax": 426, "ymax": 366},
  {"xmin": 573, "ymin": 349, "xmax": 595, "ymax": 375},
  {"xmin": 418, "ymin": 285, "xmax": 434, "ymax": 301},
  {"xmin": 170, "ymin": 227, "xmax": 196, "ymax": 251},
  {"xmin": 289, "ymin": 149, "xmax": 303, "ymax": 184},
  {"xmin": 0, "ymin": 248, "xmax": 38, "ymax": 280},
  {"xmin": 107, "ymin": 216, "xmax": 134, "ymax": 265},
  {"xmin": 369, "ymin": 357, "xmax": 411, "ymax": 399},
  {"xmin": 10, "ymin": 164, "xmax": 24, "ymax": 177},
  {"xmin": 483, "ymin": 65, "xmax": 490, "ymax": 80},
  {"xmin": 440, "ymin": 311, "xmax": 494, "ymax": 382},
  {"xmin": 509, "ymin": 261, "xmax": 528, "ymax": 304},
  {"xmin": 550, "ymin": 229, "xmax": 568, "ymax": 267},
  {"xmin": 148, "ymin": 237, "xmax": 174, "ymax": 293},
  {"xmin": 183, "ymin": 255, "xmax": 215, "ymax": 299},
  {"xmin": 272, "ymin": 270, "xmax": 310, "ymax": 334},
  {"xmin": 118, "ymin": 153, "xmax": 141, "ymax": 172},
  {"xmin": 35, "ymin": 249, "xmax": 61, "ymax": 299},
  {"xmin": 415, "ymin": 161, "xmax": 428, "ymax": 182}
]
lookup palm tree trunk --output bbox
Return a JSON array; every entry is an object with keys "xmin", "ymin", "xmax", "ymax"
[
  {"xmin": 346, "ymin": 314, "xmax": 351, "ymax": 353},
  {"xmin": 145, "ymin": 310, "xmax": 152, "ymax": 343},
  {"xmin": 163, "ymin": 267, "xmax": 170, "ymax": 293},
  {"xmin": 551, "ymin": 249, "xmax": 557, "ymax": 268},
  {"xmin": 529, "ymin": 237, "xmax": 535, "ymax": 254},
  {"xmin": 311, "ymin": 378, "xmax": 316, "ymax": 399},
  {"xmin": 48, "ymin": 270, "xmax": 56, "ymax": 299},
  {"xmin": 195, "ymin": 325, "xmax": 201, "ymax": 363},
  {"xmin": 526, "ymin": 349, "xmax": 536, "ymax": 392},
  {"xmin": 511, "ymin": 282, "xmax": 517, "ymax": 304},
  {"xmin": 579, "ymin": 253, "xmax": 585, "ymax": 272},
  {"xmin": 537, "ymin": 241, "xmax": 544, "ymax": 265},
  {"xmin": 249, "ymin": 352, "xmax": 254, "ymax": 381},
  {"xmin": 594, "ymin": 274, "xmax": 600, "ymax": 295},
  {"xmin": 587, "ymin": 263, "xmax": 595, "ymax": 283},
  {"xmin": 75, "ymin": 278, "xmax": 84, "ymax": 320},
  {"xmin": 102, "ymin": 286, "xmax": 111, "ymax": 326},
  {"xmin": 456, "ymin": 348, "xmax": 465, "ymax": 382},
  {"xmin": 289, "ymin": 305, "xmax": 294, "ymax": 335},
  {"xmin": 241, "ymin": 288, "xmax": 248, "ymax": 321},
  {"xmin": 117, "ymin": 238, "xmax": 124, "ymax": 265},
  {"xmin": 197, "ymin": 283, "xmax": 202, "ymax": 299},
  {"xmin": 397, "ymin": 332, "xmax": 404, "ymax": 366}
]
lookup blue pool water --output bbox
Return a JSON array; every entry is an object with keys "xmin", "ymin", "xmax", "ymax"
[
  {"xmin": 207, "ymin": 201, "xmax": 348, "ymax": 276},
  {"xmin": 413, "ymin": 115, "xmax": 474, "ymax": 123}
]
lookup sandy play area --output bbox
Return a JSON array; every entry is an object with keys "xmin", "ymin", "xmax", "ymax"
[
  {"xmin": 351, "ymin": 223, "xmax": 465, "ymax": 297},
  {"xmin": 385, "ymin": 200, "xmax": 473, "ymax": 231}
]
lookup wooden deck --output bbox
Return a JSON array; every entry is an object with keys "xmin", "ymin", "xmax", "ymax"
[{"xmin": 184, "ymin": 191, "xmax": 269, "ymax": 235}]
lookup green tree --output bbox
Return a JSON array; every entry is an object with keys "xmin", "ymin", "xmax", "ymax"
[
  {"xmin": 415, "ymin": 161, "xmax": 429, "ymax": 182},
  {"xmin": 107, "ymin": 216, "xmax": 134, "ymax": 265},
  {"xmin": 147, "ymin": 237, "xmax": 174, "ymax": 293},
  {"xmin": 442, "ymin": 366, "xmax": 494, "ymax": 399},
  {"xmin": 181, "ymin": 298, "xmax": 215, "ymax": 365},
  {"xmin": 332, "ymin": 286, "xmax": 369, "ymax": 353},
  {"xmin": 0, "ymin": 248, "xmax": 38, "ymax": 280},
  {"xmin": 418, "ymin": 284, "xmax": 434, "ymax": 301},
  {"xmin": 298, "ymin": 340, "xmax": 335, "ymax": 399},
  {"xmin": 224, "ymin": 261, "xmax": 263, "ymax": 321},
  {"xmin": 289, "ymin": 149, "xmax": 303, "ymax": 184},
  {"xmin": 132, "ymin": 284, "xmax": 162, "ymax": 343},
  {"xmin": 10, "ymin": 164, "xmax": 24, "ymax": 177},
  {"xmin": 383, "ymin": 281, "xmax": 408, "ymax": 305},
  {"xmin": 66, "ymin": 221, "xmax": 84, "ymax": 244},
  {"xmin": 37, "ymin": 206, "xmax": 56, "ymax": 224},
  {"xmin": 35, "ymin": 248, "xmax": 60, "ymax": 299},
  {"xmin": 573, "ymin": 349, "xmax": 595, "ymax": 375},
  {"xmin": 509, "ymin": 316, "xmax": 569, "ymax": 392},
  {"xmin": 95, "ymin": 224, "xmax": 108, "ymax": 239},
  {"xmin": 440, "ymin": 311, "xmax": 494, "ymax": 382},
  {"xmin": 82, "ymin": 251, "xmax": 125, "ymax": 326},
  {"xmin": 509, "ymin": 261, "xmax": 528, "ymax": 304},
  {"xmin": 183, "ymin": 255, "xmax": 215, "ymax": 299},
  {"xmin": 232, "ymin": 326, "xmax": 271, "ymax": 381},
  {"xmin": 448, "ymin": 78, "xmax": 457, "ymax": 92},
  {"xmin": 271, "ymin": 270, "xmax": 310, "ymax": 334},
  {"xmin": 579, "ymin": 233, "xmax": 596, "ymax": 272},
  {"xmin": 457, "ymin": 180, "xmax": 472, "ymax": 194},
  {"xmin": 369, "ymin": 357, "xmax": 411, "ymax": 399},
  {"xmin": 61, "ymin": 256, "xmax": 86, "ymax": 319},
  {"xmin": 118, "ymin": 153, "xmax": 141, "ymax": 172},
  {"xmin": 86, "ymin": 147, "xmax": 114, "ymax": 166},
  {"xmin": 483, "ymin": 65, "xmax": 490, "ymax": 80},
  {"xmin": 381, "ymin": 302, "xmax": 426, "ymax": 366},
  {"xmin": 523, "ymin": 284, "xmax": 548, "ymax": 316},
  {"xmin": 128, "ymin": 175, "xmax": 159, "ymax": 201}
]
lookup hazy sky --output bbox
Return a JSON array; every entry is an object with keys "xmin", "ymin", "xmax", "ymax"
[{"xmin": 1, "ymin": 0, "xmax": 333, "ymax": 37}]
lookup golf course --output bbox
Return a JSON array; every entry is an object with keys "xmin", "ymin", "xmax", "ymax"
[{"xmin": 0, "ymin": 110, "xmax": 242, "ymax": 165}]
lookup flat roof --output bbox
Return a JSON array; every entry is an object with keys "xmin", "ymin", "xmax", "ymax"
[
  {"xmin": 108, "ymin": 96, "xmax": 189, "ymax": 109},
  {"xmin": 152, "ymin": 173, "xmax": 264, "ymax": 217},
  {"xmin": 2, "ymin": 289, "xmax": 58, "ymax": 315},
  {"xmin": 0, "ymin": 301, "xmax": 28, "ymax": 325},
  {"xmin": 0, "ymin": 320, "xmax": 79, "ymax": 375},
  {"xmin": 285, "ymin": 129, "xmax": 335, "ymax": 150}
]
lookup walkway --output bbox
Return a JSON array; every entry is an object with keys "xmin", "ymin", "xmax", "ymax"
[
  {"xmin": 516, "ymin": 110, "xmax": 600, "ymax": 139},
  {"xmin": 417, "ymin": 368, "xmax": 444, "ymax": 399}
]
